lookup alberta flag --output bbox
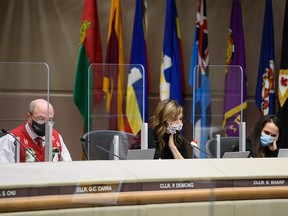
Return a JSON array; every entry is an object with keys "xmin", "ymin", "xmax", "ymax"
[{"xmin": 160, "ymin": 0, "xmax": 185, "ymax": 105}]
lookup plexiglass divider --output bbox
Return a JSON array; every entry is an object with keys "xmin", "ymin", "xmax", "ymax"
[
  {"xmin": 0, "ymin": 62, "xmax": 51, "ymax": 162},
  {"xmin": 86, "ymin": 63, "xmax": 146, "ymax": 160},
  {"xmin": 191, "ymin": 65, "xmax": 246, "ymax": 158}
]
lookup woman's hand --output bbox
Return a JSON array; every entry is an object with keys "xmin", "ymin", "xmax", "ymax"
[
  {"xmin": 168, "ymin": 134, "xmax": 176, "ymax": 149},
  {"xmin": 168, "ymin": 134, "xmax": 184, "ymax": 159},
  {"xmin": 269, "ymin": 134, "xmax": 278, "ymax": 152}
]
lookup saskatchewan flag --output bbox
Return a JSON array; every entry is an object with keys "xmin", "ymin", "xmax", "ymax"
[{"xmin": 73, "ymin": 0, "xmax": 103, "ymax": 131}]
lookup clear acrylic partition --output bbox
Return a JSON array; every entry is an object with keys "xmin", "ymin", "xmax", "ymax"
[
  {"xmin": 86, "ymin": 63, "xmax": 146, "ymax": 160},
  {"xmin": 1, "ymin": 64, "xmax": 283, "ymax": 216},
  {"xmin": 192, "ymin": 65, "xmax": 246, "ymax": 158},
  {"xmin": 0, "ymin": 62, "xmax": 52, "ymax": 162}
]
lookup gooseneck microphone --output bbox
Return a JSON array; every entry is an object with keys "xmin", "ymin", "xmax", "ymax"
[
  {"xmin": 176, "ymin": 130, "xmax": 214, "ymax": 158},
  {"xmin": 80, "ymin": 137, "xmax": 125, "ymax": 160},
  {"xmin": 1, "ymin": 129, "xmax": 40, "ymax": 162}
]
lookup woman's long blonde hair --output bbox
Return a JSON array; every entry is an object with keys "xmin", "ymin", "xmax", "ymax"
[{"xmin": 150, "ymin": 99, "xmax": 183, "ymax": 152}]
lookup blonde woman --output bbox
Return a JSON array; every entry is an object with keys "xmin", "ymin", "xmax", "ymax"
[{"xmin": 148, "ymin": 99, "xmax": 188, "ymax": 159}]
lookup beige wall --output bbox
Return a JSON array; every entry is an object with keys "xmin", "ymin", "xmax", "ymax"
[{"xmin": 0, "ymin": 0, "xmax": 285, "ymax": 160}]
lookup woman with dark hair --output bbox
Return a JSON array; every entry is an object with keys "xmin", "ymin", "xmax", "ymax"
[
  {"xmin": 148, "ymin": 99, "xmax": 189, "ymax": 159},
  {"xmin": 233, "ymin": 114, "xmax": 283, "ymax": 157}
]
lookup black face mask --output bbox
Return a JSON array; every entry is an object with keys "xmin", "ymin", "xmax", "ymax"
[{"xmin": 31, "ymin": 120, "xmax": 46, "ymax": 137}]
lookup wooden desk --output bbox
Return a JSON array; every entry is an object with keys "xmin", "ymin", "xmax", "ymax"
[{"xmin": 1, "ymin": 158, "xmax": 288, "ymax": 215}]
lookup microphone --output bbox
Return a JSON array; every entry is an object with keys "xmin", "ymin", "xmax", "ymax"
[
  {"xmin": 176, "ymin": 130, "xmax": 214, "ymax": 158},
  {"xmin": 80, "ymin": 137, "xmax": 125, "ymax": 160},
  {"xmin": 1, "ymin": 129, "xmax": 40, "ymax": 162}
]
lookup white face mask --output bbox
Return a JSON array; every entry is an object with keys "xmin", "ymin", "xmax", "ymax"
[{"xmin": 167, "ymin": 123, "xmax": 183, "ymax": 134}]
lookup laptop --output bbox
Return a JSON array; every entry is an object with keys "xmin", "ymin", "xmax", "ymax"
[
  {"xmin": 277, "ymin": 149, "xmax": 288, "ymax": 158},
  {"xmin": 222, "ymin": 151, "xmax": 250, "ymax": 158},
  {"xmin": 126, "ymin": 149, "xmax": 155, "ymax": 160}
]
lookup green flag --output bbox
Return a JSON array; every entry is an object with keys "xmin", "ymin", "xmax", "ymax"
[{"xmin": 73, "ymin": 0, "xmax": 103, "ymax": 131}]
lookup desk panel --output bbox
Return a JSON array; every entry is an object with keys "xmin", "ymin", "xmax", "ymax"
[{"xmin": 0, "ymin": 158, "xmax": 288, "ymax": 215}]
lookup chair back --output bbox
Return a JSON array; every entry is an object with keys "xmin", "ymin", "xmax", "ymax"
[
  {"xmin": 0, "ymin": 131, "xmax": 5, "ymax": 138},
  {"xmin": 81, "ymin": 130, "xmax": 137, "ymax": 160},
  {"xmin": 206, "ymin": 137, "xmax": 239, "ymax": 158}
]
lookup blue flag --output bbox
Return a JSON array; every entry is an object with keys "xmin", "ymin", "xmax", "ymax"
[
  {"xmin": 125, "ymin": 0, "xmax": 149, "ymax": 134},
  {"xmin": 255, "ymin": 0, "xmax": 275, "ymax": 116},
  {"xmin": 189, "ymin": 0, "xmax": 211, "ymax": 158},
  {"xmin": 160, "ymin": 0, "xmax": 184, "ymax": 105}
]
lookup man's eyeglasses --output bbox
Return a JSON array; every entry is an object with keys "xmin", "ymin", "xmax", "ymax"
[{"xmin": 29, "ymin": 112, "xmax": 55, "ymax": 125}]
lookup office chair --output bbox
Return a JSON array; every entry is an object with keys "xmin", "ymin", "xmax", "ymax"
[
  {"xmin": 81, "ymin": 130, "xmax": 137, "ymax": 160},
  {"xmin": 206, "ymin": 137, "xmax": 239, "ymax": 158},
  {"xmin": 0, "ymin": 131, "xmax": 5, "ymax": 138}
]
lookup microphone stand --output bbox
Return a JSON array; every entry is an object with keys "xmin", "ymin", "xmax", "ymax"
[
  {"xmin": 176, "ymin": 131, "xmax": 214, "ymax": 158},
  {"xmin": 80, "ymin": 138, "xmax": 125, "ymax": 160},
  {"xmin": 14, "ymin": 138, "xmax": 20, "ymax": 163}
]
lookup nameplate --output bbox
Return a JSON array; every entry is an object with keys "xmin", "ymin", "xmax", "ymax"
[{"xmin": 0, "ymin": 178, "xmax": 287, "ymax": 199}]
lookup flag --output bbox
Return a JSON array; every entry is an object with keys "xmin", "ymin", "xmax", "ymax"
[
  {"xmin": 223, "ymin": 0, "xmax": 247, "ymax": 137},
  {"xmin": 160, "ymin": 0, "xmax": 185, "ymax": 105},
  {"xmin": 278, "ymin": 0, "xmax": 288, "ymax": 147},
  {"xmin": 103, "ymin": 0, "xmax": 125, "ymax": 131},
  {"xmin": 189, "ymin": 0, "xmax": 211, "ymax": 158},
  {"xmin": 73, "ymin": 0, "xmax": 103, "ymax": 131},
  {"xmin": 255, "ymin": 0, "xmax": 275, "ymax": 116},
  {"xmin": 125, "ymin": 0, "xmax": 150, "ymax": 135}
]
